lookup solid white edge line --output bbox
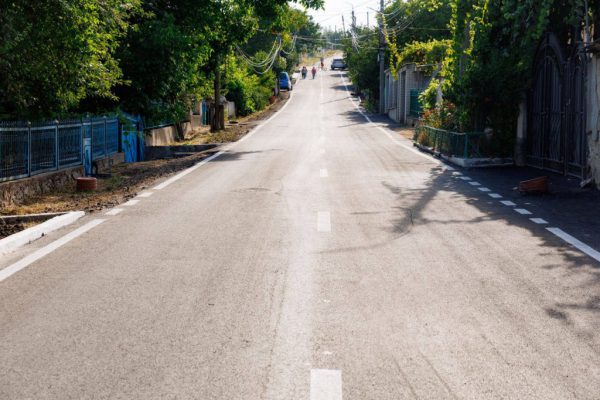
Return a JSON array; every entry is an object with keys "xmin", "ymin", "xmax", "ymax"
[
  {"xmin": 153, "ymin": 90, "xmax": 296, "ymax": 190},
  {"xmin": 547, "ymin": 227, "xmax": 600, "ymax": 263},
  {"xmin": 0, "ymin": 219, "xmax": 106, "ymax": 282},
  {"xmin": 310, "ymin": 369, "xmax": 342, "ymax": 400},
  {"xmin": 137, "ymin": 192, "xmax": 153, "ymax": 198},
  {"xmin": 123, "ymin": 199, "xmax": 140, "ymax": 206},
  {"xmin": 105, "ymin": 208, "xmax": 124, "ymax": 216},
  {"xmin": 0, "ymin": 211, "xmax": 85, "ymax": 256},
  {"xmin": 339, "ymin": 73, "xmax": 439, "ymax": 164}
]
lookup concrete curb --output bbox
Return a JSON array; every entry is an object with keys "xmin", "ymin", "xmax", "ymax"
[
  {"xmin": 0, "ymin": 211, "xmax": 85, "ymax": 256},
  {"xmin": 413, "ymin": 142, "xmax": 513, "ymax": 168}
]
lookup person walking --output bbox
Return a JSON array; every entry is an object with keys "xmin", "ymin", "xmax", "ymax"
[{"xmin": 311, "ymin": 66, "xmax": 317, "ymax": 79}]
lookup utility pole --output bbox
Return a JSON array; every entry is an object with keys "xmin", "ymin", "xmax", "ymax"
[
  {"xmin": 378, "ymin": 0, "xmax": 385, "ymax": 114},
  {"xmin": 367, "ymin": 12, "xmax": 369, "ymax": 28},
  {"xmin": 342, "ymin": 15, "xmax": 346, "ymax": 34}
]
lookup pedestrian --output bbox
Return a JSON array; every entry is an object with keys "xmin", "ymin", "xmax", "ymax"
[{"xmin": 311, "ymin": 66, "xmax": 317, "ymax": 79}]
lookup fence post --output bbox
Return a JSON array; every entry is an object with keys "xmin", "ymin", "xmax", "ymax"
[
  {"xmin": 80, "ymin": 118, "xmax": 84, "ymax": 166},
  {"xmin": 55, "ymin": 120, "xmax": 59, "ymax": 170},
  {"xmin": 27, "ymin": 121, "xmax": 32, "ymax": 177},
  {"xmin": 103, "ymin": 116, "xmax": 107, "ymax": 158}
]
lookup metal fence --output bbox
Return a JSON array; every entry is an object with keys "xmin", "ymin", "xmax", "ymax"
[
  {"xmin": 415, "ymin": 125, "xmax": 486, "ymax": 158},
  {"xmin": 0, "ymin": 116, "xmax": 119, "ymax": 182}
]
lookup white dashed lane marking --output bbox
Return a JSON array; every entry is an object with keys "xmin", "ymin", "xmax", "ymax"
[
  {"xmin": 531, "ymin": 218, "xmax": 548, "ymax": 225},
  {"xmin": 478, "ymin": 187, "xmax": 491, "ymax": 192},
  {"xmin": 459, "ymin": 176, "xmax": 471, "ymax": 181},
  {"xmin": 488, "ymin": 193, "xmax": 503, "ymax": 199},
  {"xmin": 469, "ymin": 181, "xmax": 481, "ymax": 186},
  {"xmin": 317, "ymin": 212, "xmax": 331, "ymax": 232},
  {"xmin": 515, "ymin": 208, "xmax": 532, "ymax": 215},
  {"xmin": 310, "ymin": 369, "xmax": 342, "ymax": 400},
  {"xmin": 500, "ymin": 200, "xmax": 516, "ymax": 207}
]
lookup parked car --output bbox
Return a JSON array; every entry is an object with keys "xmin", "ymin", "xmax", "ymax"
[
  {"xmin": 279, "ymin": 72, "xmax": 293, "ymax": 91},
  {"xmin": 330, "ymin": 58, "xmax": 347, "ymax": 70}
]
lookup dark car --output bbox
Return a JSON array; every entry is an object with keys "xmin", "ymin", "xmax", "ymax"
[
  {"xmin": 279, "ymin": 72, "xmax": 293, "ymax": 91},
  {"xmin": 330, "ymin": 58, "xmax": 347, "ymax": 70}
]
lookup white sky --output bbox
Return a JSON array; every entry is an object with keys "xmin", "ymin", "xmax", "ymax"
[{"xmin": 304, "ymin": 0, "xmax": 383, "ymax": 31}]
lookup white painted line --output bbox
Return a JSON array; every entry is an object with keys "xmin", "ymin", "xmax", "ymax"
[
  {"xmin": 123, "ymin": 199, "xmax": 140, "ymax": 207},
  {"xmin": 514, "ymin": 208, "xmax": 532, "ymax": 215},
  {"xmin": 547, "ymin": 227, "xmax": 600, "ymax": 263},
  {"xmin": 153, "ymin": 89, "xmax": 296, "ymax": 190},
  {"xmin": 338, "ymin": 72, "xmax": 438, "ymax": 164},
  {"xmin": 468, "ymin": 181, "xmax": 481, "ymax": 186},
  {"xmin": 459, "ymin": 176, "xmax": 472, "ymax": 181},
  {"xmin": 0, "ymin": 219, "xmax": 105, "ymax": 283},
  {"xmin": 137, "ymin": 192, "xmax": 153, "ymax": 198},
  {"xmin": 320, "ymin": 168, "xmax": 329, "ymax": 178},
  {"xmin": 530, "ymin": 218, "xmax": 548, "ymax": 225},
  {"xmin": 105, "ymin": 208, "xmax": 124, "ymax": 216},
  {"xmin": 317, "ymin": 212, "xmax": 331, "ymax": 232},
  {"xmin": 500, "ymin": 200, "xmax": 516, "ymax": 207},
  {"xmin": 478, "ymin": 187, "xmax": 491, "ymax": 192},
  {"xmin": 488, "ymin": 193, "xmax": 503, "ymax": 199},
  {"xmin": 0, "ymin": 211, "xmax": 85, "ymax": 256},
  {"xmin": 452, "ymin": 171, "xmax": 463, "ymax": 176},
  {"xmin": 310, "ymin": 369, "xmax": 342, "ymax": 400}
]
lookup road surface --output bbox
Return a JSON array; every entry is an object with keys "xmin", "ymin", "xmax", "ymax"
[{"xmin": 1, "ymin": 65, "xmax": 600, "ymax": 399}]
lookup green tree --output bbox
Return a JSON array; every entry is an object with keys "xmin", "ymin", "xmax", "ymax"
[{"xmin": 0, "ymin": 0, "xmax": 141, "ymax": 119}]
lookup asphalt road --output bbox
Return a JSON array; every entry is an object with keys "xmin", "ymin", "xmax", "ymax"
[{"xmin": 1, "ymin": 64, "xmax": 600, "ymax": 399}]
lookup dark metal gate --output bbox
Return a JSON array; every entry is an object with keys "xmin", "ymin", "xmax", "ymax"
[{"xmin": 527, "ymin": 33, "xmax": 587, "ymax": 178}]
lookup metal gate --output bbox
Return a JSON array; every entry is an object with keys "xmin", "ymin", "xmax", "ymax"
[{"xmin": 527, "ymin": 33, "xmax": 587, "ymax": 178}]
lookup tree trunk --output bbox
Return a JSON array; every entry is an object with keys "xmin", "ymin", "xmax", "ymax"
[{"xmin": 211, "ymin": 60, "xmax": 224, "ymax": 132}]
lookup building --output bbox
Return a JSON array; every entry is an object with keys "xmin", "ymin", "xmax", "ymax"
[{"xmin": 383, "ymin": 63, "xmax": 431, "ymax": 126}]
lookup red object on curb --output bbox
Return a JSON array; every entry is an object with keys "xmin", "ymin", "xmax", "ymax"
[
  {"xmin": 518, "ymin": 176, "xmax": 548, "ymax": 194},
  {"xmin": 76, "ymin": 177, "xmax": 97, "ymax": 192}
]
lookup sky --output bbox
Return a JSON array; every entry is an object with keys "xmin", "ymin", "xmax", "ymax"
[{"xmin": 304, "ymin": 0, "xmax": 383, "ymax": 32}]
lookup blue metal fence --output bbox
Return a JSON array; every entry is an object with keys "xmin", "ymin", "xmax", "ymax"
[{"xmin": 0, "ymin": 116, "xmax": 119, "ymax": 182}]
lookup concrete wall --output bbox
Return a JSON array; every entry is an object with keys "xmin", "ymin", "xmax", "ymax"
[
  {"xmin": 586, "ymin": 56, "xmax": 600, "ymax": 188},
  {"xmin": 144, "ymin": 122, "xmax": 193, "ymax": 146},
  {"xmin": 383, "ymin": 64, "xmax": 430, "ymax": 125}
]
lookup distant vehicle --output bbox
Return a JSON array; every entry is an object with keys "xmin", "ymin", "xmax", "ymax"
[
  {"xmin": 330, "ymin": 58, "xmax": 347, "ymax": 70},
  {"xmin": 279, "ymin": 72, "xmax": 293, "ymax": 91}
]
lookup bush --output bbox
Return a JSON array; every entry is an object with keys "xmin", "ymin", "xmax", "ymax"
[{"xmin": 225, "ymin": 58, "xmax": 274, "ymax": 117}]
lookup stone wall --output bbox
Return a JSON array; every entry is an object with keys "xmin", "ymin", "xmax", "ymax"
[
  {"xmin": 0, "ymin": 152, "xmax": 124, "ymax": 208},
  {"xmin": 586, "ymin": 56, "xmax": 600, "ymax": 188}
]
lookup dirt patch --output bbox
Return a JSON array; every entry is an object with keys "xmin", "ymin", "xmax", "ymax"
[
  {"xmin": 389, "ymin": 126, "xmax": 417, "ymax": 141},
  {"xmin": 1, "ymin": 93, "xmax": 291, "ymax": 220},
  {"xmin": 176, "ymin": 91, "xmax": 291, "ymax": 146}
]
